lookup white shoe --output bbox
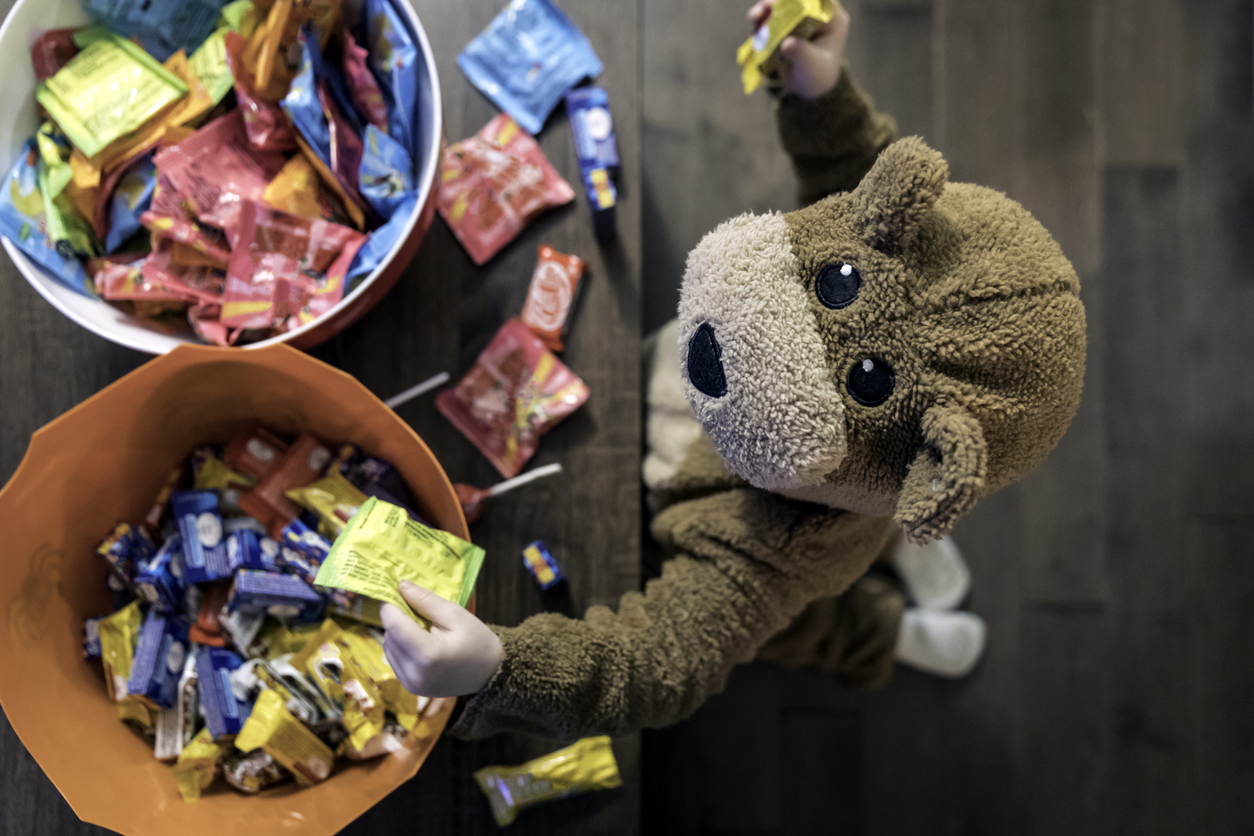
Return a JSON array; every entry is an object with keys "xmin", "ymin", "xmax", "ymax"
[
  {"xmin": 890, "ymin": 534, "xmax": 971, "ymax": 610},
  {"xmin": 894, "ymin": 609, "xmax": 987, "ymax": 678}
]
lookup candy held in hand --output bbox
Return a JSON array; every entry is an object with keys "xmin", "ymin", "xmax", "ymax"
[{"xmin": 737, "ymin": 0, "xmax": 838, "ymax": 94}]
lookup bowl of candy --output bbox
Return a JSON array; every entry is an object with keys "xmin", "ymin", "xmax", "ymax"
[
  {"xmin": 0, "ymin": 0, "xmax": 442, "ymax": 353},
  {"xmin": 0, "ymin": 343, "xmax": 479, "ymax": 836}
]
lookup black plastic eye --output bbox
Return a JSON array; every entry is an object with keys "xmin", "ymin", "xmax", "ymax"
[
  {"xmin": 847, "ymin": 357, "xmax": 894, "ymax": 406},
  {"xmin": 815, "ymin": 262, "xmax": 862, "ymax": 309}
]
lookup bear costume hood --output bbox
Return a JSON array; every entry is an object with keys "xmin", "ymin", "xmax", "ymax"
[{"xmin": 678, "ymin": 137, "xmax": 1087, "ymax": 544}]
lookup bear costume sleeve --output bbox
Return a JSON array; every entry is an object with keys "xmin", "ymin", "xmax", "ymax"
[
  {"xmin": 776, "ymin": 65, "xmax": 898, "ymax": 206},
  {"xmin": 446, "ymin": 67, "xmax": 900, "ymax": 742}
]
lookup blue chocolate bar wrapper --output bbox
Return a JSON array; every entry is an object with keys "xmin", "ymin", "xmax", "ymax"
[
  {"xmin": 96, "ymin": 521, "xmax": 155, "ymax": 585},
  {"xmin": 0, "ymin": 139, "xmax": 93, "ymax": 296},
  {"xmin": 365, "ymin": 0, "xmax": 420, "ymax": 160},
  {"xmin": 275, "ymin": 519, "xmax": 332, "ymax": 584},
  {"xmin": 566, "ymin": 87, "xmax": 619, "ymax": 171},
  {"xmin": 127, "ymin": 611, "xmax": 189, "ymax": 709},
  {"xmin": 135, "ymin": 535, "xmax": 187, "ymax": 614},
  {"xmin": 229, "ymin": 570, "xmax": 325, "ymax": 622},
  {"xmin": 196, "ymin": 646, "xmax": 250, "ymax": 739},
  {"xmin": 105, "ymin": 153, "xmax": 156, "ymax": 253},
  {"xmin": 457, "ymin": 0, "xmax": 603, "ymax": 135},
  {"xmin": 174, "ymin": 490, "xmax": 232, "ymax": 584},
  {"xmin": 522, "ymin": 539, "xmax": 566, "ymax": 590},
  {"xmin": 228, "ymin": 528, "xmax": 281, "ymax": 573}
]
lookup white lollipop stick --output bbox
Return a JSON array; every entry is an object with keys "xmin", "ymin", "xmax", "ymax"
[
  {"xmin": 384, "ymin": 371, "xmax": 451, "ymax": 410},
  {"xmin": 484, "ymin": 463, "xmax": 564, "ymax": 498}
]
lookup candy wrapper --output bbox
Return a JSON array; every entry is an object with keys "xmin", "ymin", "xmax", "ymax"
[
  {"xmin": 237, "ymin": 432, "xmax": 333, "ymax": 534},
  {"xmin": 172, "ymin": 727, "xmax": 233, "ymax": 803},
  {"xmin": 221, "ymin": 201, "xmax": 366, "ymax": 332},
  {"xmin": 103, "ymin": 154, "xmax": 158, "ymax": 253},
  {"xmin": 439, "ymin": 115, "xmax": 575, "ymax": 265},
  {"xmin": 437, "ymin": 318, "xmax": 590, "ymax": 478},
  {"xmin": 342, "ymin": 28, "xmax": 388, "ymax": 132},
  {"xmin": 173, "ymin": 489, "xmax": 234, "ymax": 585},
  {"xmin": 37, "ymin": 29, "xmax": 189, "ymax": 158},
  {"xmin": 135, "ymin": 535, "xmax": 189, "ymax": 614},
  {"xmin": 520, "ymin": 245, "xmax": 585, "ymax": 352},
  {"xmin": 197, "ymin": 646, "xmax": 252, "ymax": 739},
  {"xmin": 458, "ymin": 0, "xmax": 603, "ymax": 135},
  {"xmin": 313, "ymin": 497, "xmax": 485, "ymax": 627},
  {"xmin": 263, "ymin": 153, "xmax": 352, "ymax": 225},
  {"xmin": 224, "ymin": 31, "xmax": 298, "ymax": 151},
  {"xmin": 223, "ymin": 749, "xmax": 291, "ymax": 793},
  {"xmin": 228, "ymin": 570, "xmax": 324, "ymax": 622},
  {"xmin": 141, "ymin": 173, "xmax": 235, "ymax": 266},
  {"xmin": 566, "ymin": 86, "xmax": 618, "ymax": 238},
  {"xmin": 127, "ymin": 610, "xmax": 190, "ymax": 708},
  {"xmin": 285, "ymin": 470, "xmax": 368, "ymax": 537},
  {"xmin": 364, "ymin": 0, "xmax": 419, "ymax": 157},
  {"xmin": 0, "ymin": 140, "xmax": 94, "ymax": 296},
  {"xmin": 224, "ymin": 426, "xmax": 289, "ymax": 481},
  {"xmin": 522, "ymin": 540, "xmax": 565, "ymax": 590},
  {"xmin": 345, "ymin": 192, "xmax": 415, "ymax": 281},
  {"xmin": 736, "ymin": 0, "xmax": 838, "ymax": 94},
  {"xmin": 358, "ymin": 125, "xmax": 413, "ymax": 221},
  {"xmin": 153, "ymin": 110, "xmax": 289, "ymax": 246},
  {"xmin": 31, "ymin": 28, "xmax": 79, "ymax": 81},
  {"xmin": 96, "ymin": 521, "xmax": 156, "ymax": 586},
  {"xmin": 473, "ymin": 736, "xmax": 623, "ymax": 827},
  {"xmin": 85, "ymin": 0, "xmax": 226, "ymax": 63},
  {"xmin": 234, "ymin": 688, "xmax": 335, "ymax": 786},
  {"xmin": 98, "ymin": 600, "xmax": 151, "ymax": 720}
]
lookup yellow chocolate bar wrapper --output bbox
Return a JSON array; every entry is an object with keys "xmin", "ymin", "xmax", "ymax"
[
  {"xmin": 249, "ymin": 618, "xmax": 321, "ymax": 660},
  {"xmin": 235, "ymin": 689, "xmax": 335, "ymax": 787},
  {"xmin": 98, "ymin": 600, "xmax": 142, "ymax": 703},
  {"xmin": 313, "ymin": 497, "xmax": 486, "ymax": 628},
  {"xmin": 474, "ymin": 737, "xmax": 623, "ymax": 827},
  {"xmin": 336, "ymin": 626, "xmax": 420, "ymax": 731},
  {"xmin": 736, "ymin": 0, "xmax": 837, "ymax": 94},
  {"xmin": 173, "ymin": 727, "xmax": 232, "ymax": 803},
  {"xmin": 37, "ymin": 29, "xmax": 189, "ymax": 158},
  {"xmin": 330, "ymin": 595, "xmax": 384, "ymax": 628},
  {"xmin": 289, "ymin": 619, "xmax": 347, "ymax": 705},
  {"xmin": 285, "ymin": 470, "xmax": 367, "ymax": 537},
  {"xmin": 263, "ymin": 153, "xmax": 325, "ymax": 221},
  {"xmin": 293, "ymin": 134, "xmax": 366, "ymax": 229},
  {"xmin": 193, "ymin": 454, "xmax": 256, "ymax": 491}
]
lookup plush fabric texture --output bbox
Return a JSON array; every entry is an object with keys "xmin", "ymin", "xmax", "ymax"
[{"xmin": 449, "ymin": 66, "xmax": 1084, "ymax": 741}]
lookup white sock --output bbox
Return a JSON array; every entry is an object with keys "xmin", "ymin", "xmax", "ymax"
[
  {"xmin": 890, "ymin": 534, "xmax": 972, "ymax": 611},
  {"xmin": 894, "ymin": 609, "xmax": 987, "ymax": 678}
]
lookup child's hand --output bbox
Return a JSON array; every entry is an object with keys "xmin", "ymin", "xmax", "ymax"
[
  {"xmin": 747, "ymin": 0, "xmax": 850, "ymax": 100},
  {"xmin": 380, "ymin": 581, "xmax": 504, "ymax": 697}
]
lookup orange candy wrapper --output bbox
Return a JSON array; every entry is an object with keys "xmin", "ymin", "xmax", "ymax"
[
  {"xmin": 221, "ymin": 201, "xmax": 366, "ymax": 331},
  {"xmin": 437, "ymin": 318, "xmax": 590, "ymax": 479},
  {"xmin": 224, "ymin": 31, "xmax": 299, "ymax": 152},
  {"xmin": 438, "ymin": 115, "xmax": 575, "ymax": 265},
  {"xmin": 520, "ymin": 245, "xmax": 585, "ymax": 352}
]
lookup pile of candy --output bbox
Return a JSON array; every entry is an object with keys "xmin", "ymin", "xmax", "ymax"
[
  {"xmin": 85, "ymin": 426, "xmax": 484, "ymax": 801},
  {"xmin": 3, "ymin": 0, "xmax": 423, "ymax": 344}
]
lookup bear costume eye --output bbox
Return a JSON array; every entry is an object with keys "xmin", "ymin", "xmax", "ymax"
[
  {"xmin": 847, "ymin": 357, "xmax": 894, "ymax": 406},
  {"xmin": 815, "ymin": 262, "xmax": 862, "ymax": 309}
]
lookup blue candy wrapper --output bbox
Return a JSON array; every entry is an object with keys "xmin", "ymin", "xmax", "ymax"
[
  {"xmin": 173, "ymin": 490, "xmax": 232, "ymax": 584},
  {"xmin": 228, "ymin": 570, "xmax": 324, "ymax": 622},
  {"xmin": 228, "ymin": 528, "xmax": 281, "ymax": 572},
  {"xmin": 365, "ymin": 0, "xmax": 420, "ymax": 159},
  {"xmin": 135, "ymin": 535, "xmax": 188, "ymax": 614},
  {"xmin": 274, "ymin": 518, "xmax": 332, "ymax": 583},
  {"xmin": 96, "ymin": 521, "xmax": 156, "ymax": 585},
  {"xmin": 197, "ymin": 646, "xmax": 251, "ymax": 739},
  {"xmin": 358, "ymin": 125, "xmax": 414, "ymax": 220},
  {"xmin": 85, "ymin": 0, "xmax": 226, "ymax": 62},
  {"xmin": 458, "ymin": 0, "xmax": 603, "ymax": 135},
  {"xmin": 0, "ymin": 139, "xmax": 93, "ymax": 296},
  {"xmin": 521, "ymin": 540, "xmax": 566, "ymax": 590},
  {"xmin": 83, "ymin": 618, "xmax": 103, "ymax": 661},
  {"xmin": 128, "ymin": 610, "xmax": 189, "ymax": 708},
  {"xmin": 566, "ymin": 86, "xmax": 618, "ymax": 238},
  {"xmin": 105, "ymin": 154, "xmax": 157, "ymax": 253},
  {"xmin": 346, "ymin": 192, "xmax": 417, "ymax": 281}
]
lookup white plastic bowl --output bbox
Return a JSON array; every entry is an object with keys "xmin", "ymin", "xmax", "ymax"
[{"xmin": 0, "ymin": 0, "xmax": 442, "ymax": 354}]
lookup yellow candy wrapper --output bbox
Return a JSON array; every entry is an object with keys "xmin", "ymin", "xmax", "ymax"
[
  {"xmin": 98, "ymin": 600, "xmax": 154, "ymax": 727},
  {"xmin": 285, "ymin": 470, "xmax": 367, "ymax": 537},
  {"xmin": 313, "ymin": 497, "xmax": 486, "ymax": 628},
  {"xmin": 37, "ymin": 29, "xmax": 189, "ymax": 158},
  {"xmin": 736, "ymin": 0, "xmax": 838, "ymax": 94},
  {"xmin": 473, "ymin": 737, "xmax": 623, "ymax": 827},
  {"xmin": 263, "ymin": 153, "xmax": 326, "ymax": 220},
  {"xmin": 235, "ymin": 689, "xmax": 335, "ymax": 787},
  {"xmin": 289, "ymin": 619, "xmax": 346, "ymax": 705},
  {"xmin": 173, "ymin": 727, "xmax": 233, "ymax": 803},
  {"xmin": 193, "ymin": 453, "xmax": 256, "ymax": 491},
  {"xmin": 335, "ymin": 625, "xmax": 420, "ymax": 731},
  {"xmin": 329, "ymin": 595, "xmax": 384, "ymax": 628},
  {"xmin": 247, "ymin": 617, "xmax": 321, "ymax": 660},
  {"xmin": 191, "ymin": 0, "xmax": 260, "ymax": 106}
]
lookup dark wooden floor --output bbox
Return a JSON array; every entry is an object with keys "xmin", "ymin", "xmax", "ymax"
[{"xmin": 641, "ymin": 0, "xmax": 1254, "ymax": 833}]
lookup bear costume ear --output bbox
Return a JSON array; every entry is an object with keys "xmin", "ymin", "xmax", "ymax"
[
  {"xmin": 852, "ymin": 137, "xmax": 948, "ymax": 255},
  {"xmin": 894, "ymin": 404, "xmax": 987, "ymax": 544}
]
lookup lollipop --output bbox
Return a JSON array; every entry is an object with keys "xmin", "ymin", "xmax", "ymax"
[{"xmin": 455, "ymin": 463, "xmax": 564, "ymax": 524}]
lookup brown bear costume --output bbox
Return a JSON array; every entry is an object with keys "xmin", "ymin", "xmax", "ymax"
[{"xmin": 448, "ymin": 68, "xmax": 1086, "ymax": 741}]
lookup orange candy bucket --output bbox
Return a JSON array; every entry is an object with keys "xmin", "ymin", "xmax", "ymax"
[{"xmin": 0, "ymin": 344, "xmax": 467, "ymax": 835}]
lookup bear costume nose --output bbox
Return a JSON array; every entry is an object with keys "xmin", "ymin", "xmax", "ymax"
[{"xmin": 687, "ymin": 323, "xmax": 727, "ymax": 398}]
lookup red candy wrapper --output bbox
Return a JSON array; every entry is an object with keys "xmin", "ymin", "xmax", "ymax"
[
  {"xmin": 342, "ymin": 28, "xmax": 388, "ymax": 132},
  {"xmin": 141, "ymin": 173, "xmax": 235, "ymax": 265},
  {"xmin": 188, "ymin": 303, "xmax": 237, "ymax": 346},
  {"xmin": 153, "ymin": 110, "xmax": 288, "ymax": 246},
  {"xmin": 141, "ymin": 242, "xmax": 226, "ymax": 305},
  {"xmin": 439, "ymin": 115, "xmax": 576, "ymax": 266},
  {"xmin": 437, "ymin": 318, "xmax": 590, "ymax": 478},
  {"xmin": 91, "ymin": 254, "xmax": 190, "ymax": 302},
  {"xmin": 224, "ymin": 427, "xmax": 290, "ymax": 481},
  {"xmin": 221, "ymin": 201, "xmax": 366, "ymax": 330},
  {"xmin": 31, "ymin": 28, "xmax": 80, "ymax": 81},
  {"xmin": 224, "ymin": 32, "xmax": 299, "ymax": 152},
  {"xmin": 520, "ymin": 245, "xmax": 586, "ymax": 352},
  {"xmin": 238, "ymin": 432, "xmax": 334, "ymax": 537}
]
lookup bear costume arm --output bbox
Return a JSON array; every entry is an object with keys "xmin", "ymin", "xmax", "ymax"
[
  {"xmin": 776, "ymin": 65, "xmax": 898, "ymax": 207},
  {"xmin": 448, "ymin": 488, "xmax": 891, "ymax": 740}
]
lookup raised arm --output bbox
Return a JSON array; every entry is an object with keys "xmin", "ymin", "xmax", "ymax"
[{"xmin": 446, "ymin": 488, "xmax": 892, "ymax": 740}]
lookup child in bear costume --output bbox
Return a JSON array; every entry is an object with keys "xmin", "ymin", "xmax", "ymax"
[{"xmin": 378, "ymin": 3, "xmax": 1087, "ymax": 741}]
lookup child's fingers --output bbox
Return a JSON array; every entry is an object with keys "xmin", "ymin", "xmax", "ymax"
[
  {"xmin": 396, "ymin": 580, "xmax": 469, "ymax": 631},
  {"xmin": 747, "ymin": 0, "xmax": 774, "ymax": 28},
  {"xmin": 380, "ymin": 602, "xmax": 436, "ymax": 650}
]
